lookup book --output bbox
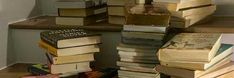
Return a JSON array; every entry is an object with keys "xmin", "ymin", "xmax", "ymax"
[
  {"xmin": 58, "ymin": 5, "xmax": 107, "ymax": 17},
  {"xmin": 158, "ymin": 33, "xmax": 222, "ymax": 62},
  {"xmin": 39, "ymin": 40, "xmax": 99, "ymax": 56},
  {"xmin": 122, "ymin": 37, "xmax": 164, "ymax": 46},
  {"xmin": 40, "ymin": 29, "xmax": 101, "ymax": 48},
  {"xmin": 120, "ymin": 67, "xmax": 156, "ymax": 73},
  {"xmin": 120, "ymin": 58, "xmax": 159, "ymax": 64},
  {"xmin": 155, "ymin": 55, "xmax": 232, "ymax": 78},
  {"xmin": 123, "ymin": 25, "xmax": 167, "ymax": 33},
  {"xmin": 49, "ymin": 62, "xmax": 91, "ymax": 74},
  {"xmin": 126, "ymin": 4, "xmax": 170, "ymax": 26},
  {"xmin": 119, "ymin": 54, "xmax": 157, "ymax": 61},
  {"xmin": 199, "ymin": 62, "xmax": 234, "ymax": 78},
  {"xmin": 56, "ymin": 0, "xmax": 106, "ymax": 8},
  {"xmin": 118, "ymin": 50, "xmax": 156, "ymax": 57},
  {"xmin": 153, "ymin": 0, "xmax": 213, "ymax": 11},
  {"xmin": 118, "ymin": 70, "xmax": 160, "ymax": 78},
  {"xmin": 108, "ymin": 6, "xmax": 125, "ymax": 16},
  {"xmin": 122, "ymin": 31, "xmax": 165, "ymax": 40},
  {"xmin": 108, "ymin": 15, "xmax": 125, "ymax": 25},
  {"xmin": 117, "ymin": 43, "xmax": 157, "ymax": 52},
  {"xmin": 107, "ymin": 0, "xmax": 135, "ymax": 6},
  {"xmin": 160, "ymin": 44, "xmax": 233, "ymax": 70},
  {"xmin": 28, "ymin": 64, "xmax": 50, "ymax": 75},
  {"xmin": 154, "ymin": 3, "xmax": 216, "ymax": 18},
  {"xmin": 56, "ymin": 13, "xmax": 107, "ymax": 26},
  {"xmin": 117, "ymin": 61, "xmax": 156, "ymax": 68},
  {"xmin": 216, "ymin": 71, "xmax": 234, "ymax": 78},
  {"xmin": 47, "ymin": 53, "xmax": 94, "ymax": 64}
]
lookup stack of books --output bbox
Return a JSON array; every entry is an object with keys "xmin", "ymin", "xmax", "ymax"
[
  {"xmin": 38, "ymin": 29, "xmax": 101, "ymax": 77},
  {"xmin": 55, "ymin": 0, "xmax": 107, "ymax": 26},
  {"xmin": 116, "ymin": 4, "xmax": 171, "ymax": 78},
  {"xmin": 153, "ymin": 0, "xmax": 216, "ymax": 28},
  {"xmin": 107, "ymin": 0, "xmax": 144, "ymax": 25},
  {"xmin": 155, "ymin": 33, "xmax": 234, "ymax": 78}
]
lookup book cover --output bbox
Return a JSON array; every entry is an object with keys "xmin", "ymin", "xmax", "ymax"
[
  {"xmin": 40, "ymin": 29, "xmax": 101, "ymax": 48},
  {"xmin": 159, "ymin": 33, "xmax": 221, "ymax": 62},
  {"xmin": 39, "ymin": 40, "xmax": 100, "ymax": 56}
]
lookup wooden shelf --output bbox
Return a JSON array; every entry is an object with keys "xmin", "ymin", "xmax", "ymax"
[{"xmin": 9, "ymin": 16, "xmax": 123, "ymax": 32}]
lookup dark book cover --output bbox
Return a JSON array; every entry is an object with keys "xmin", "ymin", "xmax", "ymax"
[
  {"xmin": 40, "ymin": 29, "xmax": 100, "ymax": 48},
  {"xmin": 27, "ymin": 64, "xmax": 50, "ymax": 75},
  {"xmin": 121, "ymin": 37, "xmax": 165, "ymax": 47}
]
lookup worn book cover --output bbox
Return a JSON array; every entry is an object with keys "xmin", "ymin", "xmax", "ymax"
[
  {"xmin": 40, "ymin": 29, "xmax": 101, "ymax": 48},
  {"xmin": 159, "ymin": 33, "xmax": 221, "ymax": 62}
]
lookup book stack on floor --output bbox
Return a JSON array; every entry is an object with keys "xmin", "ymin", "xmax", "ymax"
[
  {"xmin": 55, "ymin": 0, "xmax": 107, "ymax": 26},
  {"xmin": 116, "ymin": 3, "xmax": 171, "ymax": 78},
  {"xmin": 38, "ymin": 29, "xmax": 101, "ymax": 77},
  {"xmin": 155, "ymin": 33, "xmax": 234, "ymax": 78},
  {"xmin": 153, "ymin": 0, "xmax": 216, "ymax": 28}
]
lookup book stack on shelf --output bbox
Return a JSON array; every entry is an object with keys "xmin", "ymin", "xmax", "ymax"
[
  {"xmin": 38, "ymin": 29, "xmax": 101, "ymax": 77},
  {"xmin": 153, "ymin": 0, "xmax": 216, "ymax": 28},
  {"xmin": 116, "ymin": 3, "xmax": 171, "ymax": 78},
  {"xmin": 55, "ymin": 0, "xmax": 107, "ymax": 26},
  {"xmin": 107, "ymin": 0, "xmax": 132, "ymax": 25},
  {"xmin": 155, "ymin": 33, "xmax": 234, "ymax": 78}
]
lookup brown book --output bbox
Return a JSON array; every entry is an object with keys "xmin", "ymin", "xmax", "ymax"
[
  {"xmin": 153, "ymin": 0, "xmax": 213, "ymax": 11},
  {"xmin": 108, "ymin": 6, "xmax": 125, "ymax": 16},
  {"xmin": 108, "ymin": 15, "xmax": 126, "ymax": 25},
  {"xmin": 126, "ymin": 4, "xmax": 170, "ymax": 26}
]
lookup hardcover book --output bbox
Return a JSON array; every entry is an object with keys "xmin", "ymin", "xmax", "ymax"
[
  {"xmin": 39, "ymin": 40, "xmax": 100, "ymax": 56},
  {"xmin": 160, "ymin": 44, "xmax": 233, "ymax": 70},
  {"xmin": 153, "ymin": 0, "xmax": 213, "ymax": 11},
  {"xmin": 158, "ymin": 33, "xmax": 222, "ymax": 62},
  {"xmin": 40, "ymin": 29, "xmax": 101, "ymax": 48}
]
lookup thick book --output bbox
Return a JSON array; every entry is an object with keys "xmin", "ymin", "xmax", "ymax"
[
  {"xmin": 122, "ymin": 37, "xmax": 164, "ymax": 46},
  {"xmin": 56, "ymin": 13, "xmax": 107, "ymax": 26},
  {"xmin": 118, "ymin": 70, "xmax": 160, "ymax": 78},
  {"xmin": 158, "ymin": 33, "xmax": 222, "ymax": 62},
  {"xmin": 154, "ymin": 3, "xmax": 216, "ymax": 18},
  {"xmin": 108, "ymin": 6, "xmax": 125, "ymax": 16},
  {"xmin": 39, "ymin": 40, "xmax": 100, "ymax": 56},
  {"xmin": 122, "ymin": 31, "xmax": 165, "ymax": 40},
  {"xmin": 153, "ymin": 0, "xmax": 213, "ymax": 11},
  {"xmin": 40, "ymin": 29, "xmax": 101, "ymax": 48},
  {"xmin": 58, "ymin": 5, "xmax": 107, "ymax": 17},
  {"xmin": 108, "ymin": 15, "xmax": 125, "ymax": 25},
  {"xmin": 160, "ymin": 44, "xmax": 233, "ymax": 70},
  {"xmin": 56, "ymin": 0, "xmax": 106, "ymax": 8},
  {"xmin": 155, "ymin": 55, "xmax": 232, "ymax": 78},
  {"xmin": 126, "ymin": 4, "xmax": 170, "ymax": 26},
  {"xmin": 49, "ymin": 62, "xmax": 92, "ymax": 74},
  {"xmin": 46, "ymin": 53, "xmax": 94, "ymax": 64}
]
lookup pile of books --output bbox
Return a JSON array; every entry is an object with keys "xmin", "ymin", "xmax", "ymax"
[
  {"xmin": 153, "ymin": 0, "xmax": 216, "ymax": 28},
  {"xmin": 156, "ymin": 33, "xmax": 234, "ymax": 78},
  {"xmin": 38, "ymin": 29, "xmax": 101, "ymax": 77},
  {"xmin": 107, "ymin": 0, "xmax": 144, "ymax": 25},
  {"xmin": 55, "ymin": 0, "xmax": 107, "ymax": 26},
  {"xmin": 116, "ymin": 4, "xmax": 171, "ymax": 78}
]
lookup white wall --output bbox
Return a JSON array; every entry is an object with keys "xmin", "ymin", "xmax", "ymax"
[{"xmin": 0, "ymin": 0, "xmax": 41, "ymax": 69}]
